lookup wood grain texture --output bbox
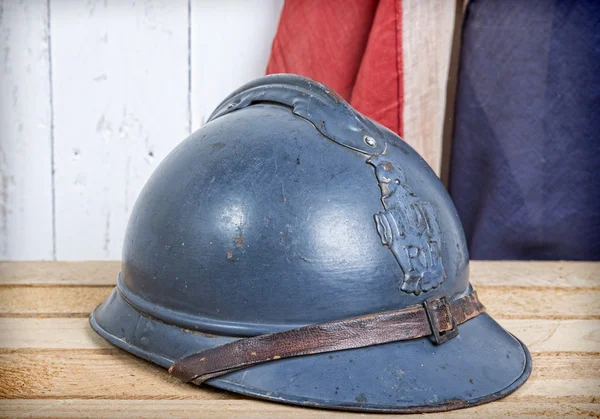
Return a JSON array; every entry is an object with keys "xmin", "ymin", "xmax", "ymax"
[
  {"xmin": 0, "ymin": 351, "xmax": 596, "ymax": 400},
  {"xmin": 0, "ymin": 318, "xmax": 111, "ymax": 349},
  {"xmin": 1, "ymin": 285, "xmax": 597, "ymax": 320},
  {"xmin": 0, "ymin": 261, "xmax": 598, "ymax": 418},
  {"xmin": 0, "ymin": 261, "xmax": 121, "ymax": 285},
  {"xmin": 3, "ymin": 318, "xmax": 599, "ymax": 354},
  {"xmin": 0, "ymin": 0, "xmax": 54, "ymax": 260},
  {"xmin": 3, "ymin": 260, "xmax": 597, "ymax": 286},
  {"xmin": 50, "ymin": 0, "xmax": 190, "ymax": 261},
  {"xmin": 402, "ymin": 0, "xmax": 456, "ymax": 175},
  {"xmin": 469, "ymin": 261, "xmax": 600, "ymax": 288},
  {"xmin": 1, "ymin": 400, "xmax": 599, "ymax": 419},
  {"xmin": 0, "ymin": 286, "xmax": 110, "ymax": 316},
  {"xmin": 190, "ymin": 0, "xmax": 283, "ymax": 130}
]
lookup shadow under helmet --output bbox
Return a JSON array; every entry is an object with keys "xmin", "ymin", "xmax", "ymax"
[{"xmin": 90, "ymin": 74, "xmax": 531, "ymax": 413}]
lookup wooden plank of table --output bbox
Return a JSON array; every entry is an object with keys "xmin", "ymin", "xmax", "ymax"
[
  {"xmin": 1, "ymin": 400, "xmax": 597, "ymax": 419},
  {"xmin": 2, "ymin": 261, "xmax": 598, "ymax": 287},
  {"xmin": 0, "ymin": 350, "xmax": 596, "ymax": 400},
  {"xmin": 0, "ymin": 284, "xmax": 598, "ymax": 320},
  {"xmin": 1, "ymin": 318, "xmax": 599, "ymax": 353},
  {"xmin": 469, "ymin": 260, "xmax": 600, "ymax": 288},
  {"xmin": 0, "ymin": 261, "xmax": 598, "ymax": 418},
  {"xmin": 0, "ymin": 262, "xmax": 121, "ymax": 286}
]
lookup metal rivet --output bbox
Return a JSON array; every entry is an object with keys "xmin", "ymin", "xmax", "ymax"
[{"xmin": 364, "ymin": 135, "xmax": 376, "ymax": 147}]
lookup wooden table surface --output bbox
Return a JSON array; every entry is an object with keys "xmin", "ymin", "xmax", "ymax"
[{"xmin": 0, "ymin": 261, "xmax": 599, "ymax": 418}]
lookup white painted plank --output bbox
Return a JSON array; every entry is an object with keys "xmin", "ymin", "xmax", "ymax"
[
  {"xmin": 190, "ymin": 0, "xmax": 283, "ymax": 130},
  {"xmin": 0, "ymin": 0, "xmax": 54, "ymax": 260},
  {"xmin": 402, "ymin": 0, "xmax": 456, "ymax": 176},
  {"xmin": 51, "ymin": 0, "xmax": 190, "ymax": 260}
]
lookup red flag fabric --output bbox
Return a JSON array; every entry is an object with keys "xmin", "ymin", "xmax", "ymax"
[{"xmin": 267, "ymin": 0, "xmax": 404, "ymax": 136}]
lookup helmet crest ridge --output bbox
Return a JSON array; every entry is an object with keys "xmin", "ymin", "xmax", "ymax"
[{"xmin": 208, "ymin": 74, "xmax": 387, "ymax": 156}]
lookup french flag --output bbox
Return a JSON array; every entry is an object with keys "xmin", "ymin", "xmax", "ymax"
[{"xmin": 266, "ymin": 0, "xmax": 600, "ymax": 261}]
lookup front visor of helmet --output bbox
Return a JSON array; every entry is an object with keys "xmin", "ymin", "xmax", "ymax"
[{"xmin": 90, "ymin": 285, "xmax": 531, "ymax": 413}]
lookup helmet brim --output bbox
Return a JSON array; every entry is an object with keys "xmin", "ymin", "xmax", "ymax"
[{"xmin": 90, "ymin": 287, "xmax": 531, "ymax": 413}]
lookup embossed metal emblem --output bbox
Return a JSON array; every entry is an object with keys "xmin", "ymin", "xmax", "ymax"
[{"xmin": 368, "ymin": 155, "xmax": 446, "ymax": 295}]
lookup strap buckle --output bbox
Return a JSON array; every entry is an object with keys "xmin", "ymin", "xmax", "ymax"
[{"xmin": 423, "ymin": 295, "xmax": 458, "ymax": 344}]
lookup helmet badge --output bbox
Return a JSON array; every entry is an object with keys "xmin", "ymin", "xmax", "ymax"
[{"xmin": 369, "ymin": 154, "xmax": 447, "ymax": 295}]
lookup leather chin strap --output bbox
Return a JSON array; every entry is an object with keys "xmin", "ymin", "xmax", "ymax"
[{"xmin": 169, "ymin": 291, "xmax": 485, "ymax": 384}]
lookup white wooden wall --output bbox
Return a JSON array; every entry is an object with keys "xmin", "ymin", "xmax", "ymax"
[{"xmin": 0, "ymin": 0, "xmax": 283, "ymax": 260}]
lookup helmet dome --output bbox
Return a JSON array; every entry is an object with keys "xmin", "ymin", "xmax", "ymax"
[{"xmin": 91, "ymin": 74, "xmax": 530, "ymax": 413}]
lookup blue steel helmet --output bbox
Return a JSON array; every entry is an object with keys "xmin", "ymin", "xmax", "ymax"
[{"xmin": 90, "ymin": 74, "xmax": 531, "ymax": 413}]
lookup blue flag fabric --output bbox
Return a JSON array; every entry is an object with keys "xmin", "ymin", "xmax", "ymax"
[{"xmin": 449, "ymin": 0, "xmax": 600, "ymax": 260}]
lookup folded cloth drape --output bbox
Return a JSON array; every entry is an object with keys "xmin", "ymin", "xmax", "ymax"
[
  {"xmin": 449, "ymin": 0, "xmax": 600, "ymax": 260},
  {"xmin": 267, "ymin": 0, "xmax": 600, "ymax": 261},
  {"xmin": 266, "ymin": 0, "xmax": 404, "ymax": 136}
]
